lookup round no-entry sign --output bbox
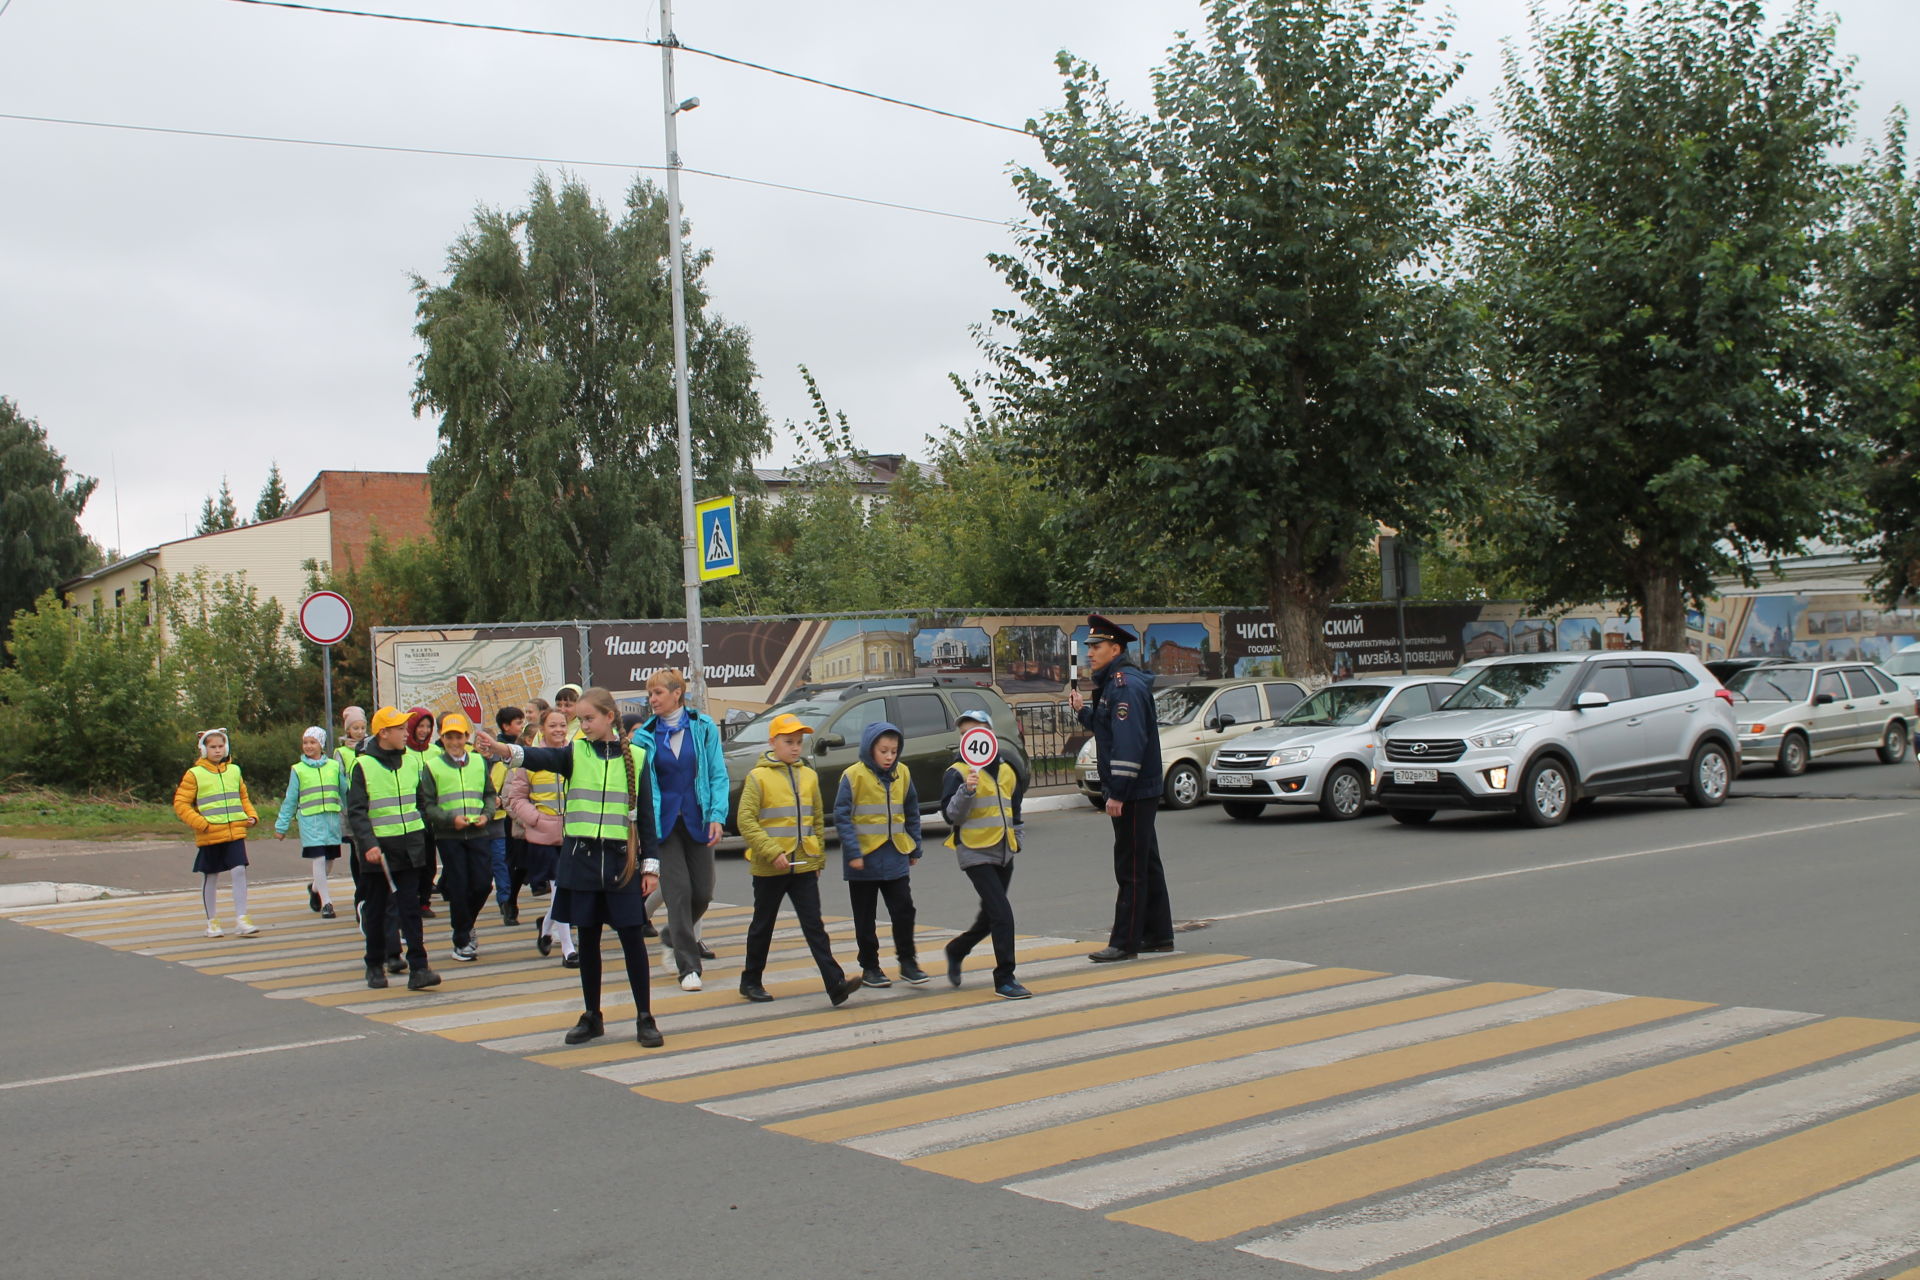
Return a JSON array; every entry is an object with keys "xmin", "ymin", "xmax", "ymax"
[
  {"xmin": 297, "ymin": 591, "xmax": 354, "ymax": 647},
  {"xmin": 959, "ymin": 724, "xmax": 1000, "ymax": 770}
]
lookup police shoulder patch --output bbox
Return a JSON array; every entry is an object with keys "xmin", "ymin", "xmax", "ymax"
[{"xmin": 1116, "ymin": 701, "xmax": 1130, "ymax": 720}]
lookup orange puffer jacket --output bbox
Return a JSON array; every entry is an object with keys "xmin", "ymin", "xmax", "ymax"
[{"xmin": 172, "ymin": 758, "xmax": 259, "ymax": 847}]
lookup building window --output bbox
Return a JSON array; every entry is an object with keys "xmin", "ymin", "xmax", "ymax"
[
  {"xmin": 138, "ymin": 578, "xmax": 152, "ymax": 625},
  {"xmin": 114, "ymin": 587, "xmax": 125, "ymax": 611}
]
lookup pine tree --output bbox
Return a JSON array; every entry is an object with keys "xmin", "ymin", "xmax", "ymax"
[
  {"xmin": 254, "ymin": 462, "xmax": 289, "ymax": 522},
  {"xmin": 196, "ymin": 477, "xmax": 240, "ymax": 534}
]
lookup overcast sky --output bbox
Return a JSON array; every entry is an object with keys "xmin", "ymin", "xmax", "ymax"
[{"xmin": 2, "ymin": 0, "xmax": 1914, "ymax": 556}]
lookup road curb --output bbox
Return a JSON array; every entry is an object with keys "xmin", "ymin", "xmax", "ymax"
[{"xmin": 0, "ymin": 881, "xmax": 141, "ymax": 910}]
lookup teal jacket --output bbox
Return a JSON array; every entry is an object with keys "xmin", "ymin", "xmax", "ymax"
[
  {"xmin": 641, "ymin": 708, "xmax": 730, "ymax": 839},
  {"xmin": 275, "ymin": 757, "xmax": 345, "ymax": 848}
]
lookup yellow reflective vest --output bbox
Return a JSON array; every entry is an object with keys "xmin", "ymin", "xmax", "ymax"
[
  {"xmin": 945, "ymin": 760, "xmax": 1020, "ymax": 852},
  {"xmin": 844, "ymin": 761, "xmax": 915, "ymax": 855},
  {"xmin": 740, "ymin": 755, "xmax": 824, "ymax": 874}
]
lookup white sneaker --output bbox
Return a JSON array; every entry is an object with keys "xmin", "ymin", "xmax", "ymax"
[
  {"xmin": 204, "ymin": 919, "xmax": 223, "ymax": 938},
  {"xmin": 679, "ymin": 972, "xmax": 703, "ymax": 992},
  {"xmin": 235, "ymin": 916, "xmax": 259, "ymax": 937}
]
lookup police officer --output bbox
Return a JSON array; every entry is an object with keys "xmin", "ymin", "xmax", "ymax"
[{"xmin": 1069, "ymin": 614, "xmax": 1174, "ymax": 961}]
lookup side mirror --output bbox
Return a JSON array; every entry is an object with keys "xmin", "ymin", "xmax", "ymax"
[
  {"xmin": 1380, "ymin": 714, "xmax": 1403, "ymax": 727},
  {"xmin": 1575, "ymin": 690, "xmax": 1611, "ymax": 709},
  {"xmin": 1212, "ymin": 714, "xmax": 1236, "ymax": 731},
  {"xmin": 817, "ymin": 733, "xmax": 845, "ymax": 751},
  {"xmin": 1812, "ymin": 692, "xmax": 1834, "ymax": 706}
]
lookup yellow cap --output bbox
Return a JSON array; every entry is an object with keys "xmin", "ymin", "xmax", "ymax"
[
  {"xmin": 438, "ymin": 712, "xmax": 473, "ymax": 736},
  {"xmin": 766, "ymin": 713, "xmax": 815, "ymax": 738},
  {"xmin": 369, "ymin": 706, "xmax": 409, "ymax": 734}
]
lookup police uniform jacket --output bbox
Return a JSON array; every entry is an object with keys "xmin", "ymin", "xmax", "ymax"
[{"xmin": 1077, "ymin": 652, "xmax": 1163, "ymax": 801}]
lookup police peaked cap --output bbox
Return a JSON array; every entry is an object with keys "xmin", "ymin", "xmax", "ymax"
[{"xmin": 1086, "ymin": 614, "xmax": 1136, "ymax": 645}]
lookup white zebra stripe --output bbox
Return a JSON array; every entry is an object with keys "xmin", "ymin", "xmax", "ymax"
[
  {"xmin": 1015, "ymin": 1004, "xmax": 1811, "ymax": 1211},
  {"xmin": 709, "ymin": 973, "xmax": 1461, "ymax": 1123},
  {"xmin": 588, "ymin": 959, "xmax": 1299, "ymax": 1086},
  {"xmin": 1242, "ymin": 1030, "xmax": 1920, "ymax": 1271},
  {"xmin": 858, "ymin": 988, "xmax": 1633, "ymax": 1163},
  {"xmin": 1607, "ymin": 1160, "xmax": 1920, "ymax": 1279}
]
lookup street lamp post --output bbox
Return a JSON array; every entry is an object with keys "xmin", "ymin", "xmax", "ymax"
[{"xmin": 659, "ymin": 0, "xmax": 705, "ymax": 705}]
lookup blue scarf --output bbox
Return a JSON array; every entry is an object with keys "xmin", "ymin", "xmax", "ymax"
[{"xmin": 652, "ymin": 708, "xmax": 690, "ymax": 759}]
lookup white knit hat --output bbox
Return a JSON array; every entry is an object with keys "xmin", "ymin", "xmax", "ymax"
[{"xmin": 302, "ymin": 726, "xmax": 327, "ymax": 744}]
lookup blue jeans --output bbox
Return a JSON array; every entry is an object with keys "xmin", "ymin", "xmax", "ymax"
[{"xmin": 490, "ymin": 835, "xmax": 510, "ymax": 906}]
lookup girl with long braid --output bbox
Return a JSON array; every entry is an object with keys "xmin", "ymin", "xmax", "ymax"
[{"xmin": 478, "ymin": 687, "xmax": 664, "ymax": 1048}]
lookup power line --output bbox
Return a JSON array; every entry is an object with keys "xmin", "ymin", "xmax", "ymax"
[
  {"xmin": 221, "ymin": 0, "xmax": 1031, "ymax": 136},
  {"xmin": 0, "ymin": 110, "xmax": 1015, "ymax": 227}
]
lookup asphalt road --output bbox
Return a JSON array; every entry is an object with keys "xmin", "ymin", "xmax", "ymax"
[{"xmin": 2, "ymin": 751, "xmax": 1914, "ymax": 1278}]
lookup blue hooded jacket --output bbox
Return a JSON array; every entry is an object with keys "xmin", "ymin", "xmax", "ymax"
[{"xmin": 835, "ymin": 719, "xmax": 921, "ymax": 881}]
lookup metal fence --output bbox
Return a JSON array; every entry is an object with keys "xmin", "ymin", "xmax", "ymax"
[{"xmin": 1014, "ymin": 700, "xmax": 1088, "ymax": 790}]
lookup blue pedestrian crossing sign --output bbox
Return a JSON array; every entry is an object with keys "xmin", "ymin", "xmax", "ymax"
[{"xmin": 697, "ymin": 495, "xmax": 740, "ymax": 581}]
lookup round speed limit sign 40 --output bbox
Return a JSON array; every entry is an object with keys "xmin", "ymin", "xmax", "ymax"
[{"xmin": 959, "ymin": 724, "xmax": 999, "ymax": 770}]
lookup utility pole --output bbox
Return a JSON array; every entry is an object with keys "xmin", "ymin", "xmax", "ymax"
[{"xmin": 660, "ymin": 0, "xmax": 706, "ymax": 705}]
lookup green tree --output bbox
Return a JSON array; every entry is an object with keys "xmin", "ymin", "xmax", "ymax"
[
  {"xmin": 413, "ymin": 173, "xmax": 769, "ymax": 621},
  {"xmin": 254, "ymin": 462, "xmax": 290, "ymax": 522},
  {"xmin": 196, "ymin": 477, "xmax": 240, "ymax": 534},
  {"xmin": 984, "ymin": 0, "xmax": 1483, "ymax": 677},
  {"xmin": 162, "ymin": 569, "xmax": 302, "ymax": 733},
  {"xmin": 1833, "ymin": 114, "xmax": 1920, "ymax": 605},
  {"xmin": 295, "ymin": 534, "xmax": 472, "ymax": 702},
  {"xmin": 0, "ymin": 398, "xmax": 100, "ymax": 644},
  {"xmin": 0, "ymin": 591, "xmax": 179, "ymax": 795},
  {"xmin": 1474, "ymin": 0, "xmax": 1855, "ymax": 648}
]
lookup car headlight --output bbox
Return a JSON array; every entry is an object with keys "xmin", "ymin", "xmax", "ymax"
[
  {"xmin": 1076, "ymin": 740, "xmax": 1096, "ymax": 766},
  {"xmin": 1467, "ymin": 723, "xmax": 1534, "ymax": 749},
  {"xmin": 1266, "ymin": 746, "xmax": 1313, "ymax": 766}
]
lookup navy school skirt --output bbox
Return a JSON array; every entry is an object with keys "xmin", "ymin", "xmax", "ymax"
[{"xmin": 192, "ymin": 839, "xmax": 249, "ymax": 875}]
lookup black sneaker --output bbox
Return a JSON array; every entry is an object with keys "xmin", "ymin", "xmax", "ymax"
[
  {"xmin": 898, "ymin": 961, "xmax": 929, "ymax": 985},
  {"xmin": 995, "ymin": 981, "xmax": 1034, "ymax": 1000},
  {"xmin": 641, "ymin": 919, "xmax": 658, "ymax": 939},
  {"xmin": 384, "ymin": 956, "xmax": 406, "ymax": 975},
  {"xmin": 501, "ymin": 906, "xmax": 519, "ymax": 926},
  {"xmin": 537, "ymin": 931, "xmax": 553, "ymax": 957},
  {"xmin": 407, "ymin": 967, "xmax": 442, "ymax": 991},
  {"xmin": 945, "ymin": 946, "xmax": 964, "ymax": 988},
  {"xmin": 635, "ymin": 1014, "xmax": 663, "ymax": 1049},
  {"xmin": 364, "ymin": 964, "xmax": 389, "ymax": 989},
  {"xmin": 321, "ymin": 904, "xmax": 336, "ymax": 919},
  {"xmin": 739, "ymin": 983, "xmax": 774, "ymax": 1003},
  {"xmin": 861, "ymin": 967, "xmax": 892, "ymax": 988},
  {"xmin": 308, "ymin": 886, "xmax": 321, "ymax": 913},
  {"xmin": 564, "ymin": 1011, "xmax": 605, "ymax": 1045}
]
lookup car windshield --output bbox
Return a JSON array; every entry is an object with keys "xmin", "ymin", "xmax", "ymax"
[
  {"xmin": 1726, "ymin": 667, "xmax": 1813, "ymax": 703},
  {"xmin": 1153, "ymin": 686, "xmax": 1221, "ymax": 727},
  {"xmin": 728, "ymin": 698, "xmax": 843, "ymax": 746},
  {"xmin": 1442, "ymin": 661, "xmax": 1584, "ymax": 710},
  {"xmin": 1884, "ymin": 652, "xmax": 1920, "ymax": 677},
  {"xmin": 1281, "ymin": 685, "xmax": 1389, "ymax": 727}
]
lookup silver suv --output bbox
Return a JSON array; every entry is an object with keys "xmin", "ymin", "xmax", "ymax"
[
  {"xmin": 1206, "ymin": 675, "xmax": 1463, "ymax": 821},
  {"xmin": 1375, "ymin": 652, "xmax": 1738, "ymax": 828}
]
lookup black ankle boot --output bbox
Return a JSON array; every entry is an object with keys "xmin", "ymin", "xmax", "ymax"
[{"xmin": 564, "ymin": 1010, "xmax": 605, "ymax": 1045}]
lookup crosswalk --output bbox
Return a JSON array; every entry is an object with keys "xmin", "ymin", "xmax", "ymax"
[{"xmin": 8, "ymin": 880, "xmax": 1920, "ymax": 1278}]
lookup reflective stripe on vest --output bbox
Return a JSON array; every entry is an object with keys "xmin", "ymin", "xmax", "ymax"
[
  {"xmin": 945, "ymin": 761, "xmax": 1019, "ymax": 852},
  {"xmin": 425, "ymin": 750, "xmax": 489, "ymax": 823},
  {"xmin": 356, "ymin": 754, "xmax": 424, "ymax": 839},
  {"xmin": 190, "ymin": 764, "xmax": 247, "ymax": 825},
  {"xmin": 847, "ymin": 763, "xmax": 913, "ymax": 855},
  {"xmin": 753, "ymin": 762, "xmax": 817, "ymax": 849},
  {"xmin": 296, "ymin": 759, "xmax": 343, "ymax": 816},
  {"xmin": 526, "ymin": 770, "xmax": 563, "ymax": 816},
  {"xmin": 333, "ymin": 745, "xmax": 358, "ymax": 779},
  {"xmin": 563, "ymin": 739, "xmax": 649, "ymax": 840}
]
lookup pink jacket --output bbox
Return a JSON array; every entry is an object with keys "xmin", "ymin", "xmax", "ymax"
[{"xmin": 504, "ymin": 767, "xmax": 563, "ymax": 846}]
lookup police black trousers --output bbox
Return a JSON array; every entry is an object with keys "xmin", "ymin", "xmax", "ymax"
[
  {"xmin": 437, "ymin": 835, "xmax": 493, "ymax": 947},
  {"xmin": 849, "ymin": 875, "xmax": 918, "ymax": 971},
  {"xmin": 1107, "ymin": 797, "xmax": 1172, "ymax": 951},
  {"xmin": 740, "ymin": 870, "xmax": 846, "ymax": 994},
  {"xmin": 360, "ymin": 862, "xmax": 427, "ymax": 971},
  {"xmin": 949, "ymin": 862, "xmax": 1016, "ymax": 987}
]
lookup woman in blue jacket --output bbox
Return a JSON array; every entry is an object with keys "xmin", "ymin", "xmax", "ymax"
[{"xmin": 640, "ymin": 669, "xmax": 730, "ymax": 991}]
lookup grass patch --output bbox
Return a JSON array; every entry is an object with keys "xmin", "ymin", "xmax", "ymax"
[{"xmin": 0, "ymin": 785, "xmax": 281, "ymax": 841}]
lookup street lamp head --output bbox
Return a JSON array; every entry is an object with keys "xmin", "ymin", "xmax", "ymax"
[{"xmin": 676, "ymin": 96, "xmax": 701, "ymax": 113}]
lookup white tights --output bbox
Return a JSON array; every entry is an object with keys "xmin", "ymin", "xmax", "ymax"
[
  {"xmin": 541, "ymin": 898, "xmax": 573, "ymax": 959},
  {"xmin": 309, "ymin": 856, "xmax": 333, "ymax": 907},
  {"xmin": 201, "ymin": 867, "xmax": 249, "ymax": 920}
]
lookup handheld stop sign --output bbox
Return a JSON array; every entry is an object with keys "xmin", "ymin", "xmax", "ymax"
[
  {"xmin": 959, "ymin": 724, "xmax": 1000, "ymax": 771},
  {"xmin": 455, "ymin": 674, "xmax": 483, "ymax": 728}
]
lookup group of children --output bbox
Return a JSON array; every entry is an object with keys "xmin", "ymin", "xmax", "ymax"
[{"xmin": 172, "ymin": 679, "xmax": 1034, "ymax": 1047}]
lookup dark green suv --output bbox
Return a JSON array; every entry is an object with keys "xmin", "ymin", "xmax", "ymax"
[{"xmin": 722, "ymin": 678, "xmax": 1024, "ymax": 834}]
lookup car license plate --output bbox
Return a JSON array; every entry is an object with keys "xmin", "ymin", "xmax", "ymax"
[
  {"xmin": 1082, "ymin": 771, "xmax": 1101, "ymax": 784},
  {"xmin": 1394, "ymin": 768, "xmax": 1439, "ymax": 784},
  {"xmin": 1214, "ymin": 774, "xmax": 1253, "ymax": 787}
]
